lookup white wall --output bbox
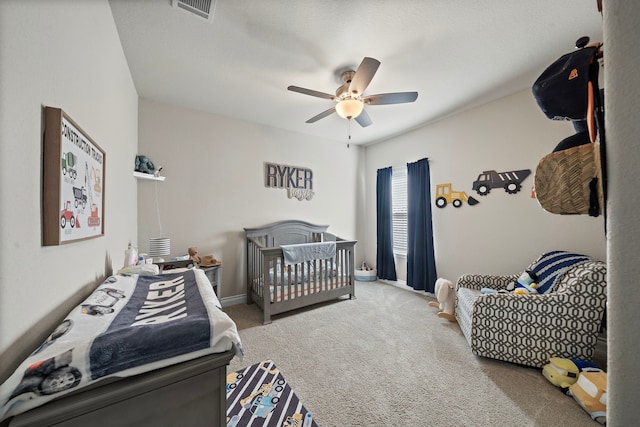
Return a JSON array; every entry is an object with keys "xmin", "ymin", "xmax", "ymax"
[
  {"xmin": 137, "ymin": 99, "xmax": 363, "ymax": 300},
  {"xmin": 364, "ymin": 90, "xmax": 607, "ymax": 283},
  {"xmin": 0, "ymin": 0, "xmax": 138, "ymax": 371},
  {"xmin": 603, "ymin": 1, "xmax": 640, "ymax": 424}
]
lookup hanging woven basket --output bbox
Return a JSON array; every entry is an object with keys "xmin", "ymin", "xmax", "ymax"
[{"xmin": 535, "ymin": 141, "xmax": 603, "ymax": 216}]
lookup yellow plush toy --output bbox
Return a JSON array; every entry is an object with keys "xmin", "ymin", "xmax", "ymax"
[
  {"xmin": 569, "ymin": 370, "xmax": 607, "ymax": 425},
  {"xmin": 542, "ymin": 357, "xmax": 600, "ymax": 393}
]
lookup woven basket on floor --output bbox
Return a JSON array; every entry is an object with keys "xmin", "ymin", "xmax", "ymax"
[{"xmin": 535, "ymin": 141, "xmax": 602, "ymax": 216}]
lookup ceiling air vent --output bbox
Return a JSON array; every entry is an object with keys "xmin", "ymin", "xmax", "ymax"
[{"xmin": 172, "ymin": 0, "xmax": 217, "ymax": 22}]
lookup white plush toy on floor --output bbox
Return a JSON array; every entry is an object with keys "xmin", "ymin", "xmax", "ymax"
[{"xmin": 428, "ymin": 277, "xmax": 457, "ymax": 322}]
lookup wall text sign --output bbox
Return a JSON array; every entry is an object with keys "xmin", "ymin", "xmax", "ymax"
[{"xmin": 264, "ymin": 162, "xmax": 314, "ymax": 201}]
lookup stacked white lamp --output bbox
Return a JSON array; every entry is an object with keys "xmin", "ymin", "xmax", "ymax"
[{"xmin": 148, "ymin": 237, "xmax": 170, "ymax": 263}]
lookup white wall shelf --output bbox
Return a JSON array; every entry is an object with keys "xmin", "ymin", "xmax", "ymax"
[{"xmin": 134, "ymin": 171, "xmax": 166, "ymax": 181}]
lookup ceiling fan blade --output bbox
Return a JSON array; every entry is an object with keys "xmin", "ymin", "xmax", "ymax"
[
  {"xmin": 288, "ymin": 85, "xmax": 336, "ymax": 100},
  {"xmin": 354, "ymin": 109, "xmax": 372, "ymax": 127},
  {"xmin": 363, "ymin": 92, "xmax": 418, "ymax": 105},
  {"xmin": 306, "ymin": 106, "xmax": 336, "ymax": 123},
  {"xmin": 348, "ymin": 57, "xmax": 380, "ymax": 96}
]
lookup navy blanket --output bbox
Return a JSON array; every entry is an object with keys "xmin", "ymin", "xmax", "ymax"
[{"xmin": 89, "ymin": 271, "xmax": 211, "ymax": 379}]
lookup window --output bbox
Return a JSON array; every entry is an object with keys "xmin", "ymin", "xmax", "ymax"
[{"xmin": 391, "ymin": 167, "xmax": 407, "ymax": 256}]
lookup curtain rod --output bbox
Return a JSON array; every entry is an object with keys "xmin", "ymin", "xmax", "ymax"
[{"xmin": 390, "ymin": 158, "xmax": 431, "ymax": 170}]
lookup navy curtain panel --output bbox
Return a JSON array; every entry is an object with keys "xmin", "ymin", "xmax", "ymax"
[
  {"xmin": 376, "ymin": 167, "xmax": 397, "ymax": 281},
  {"xmin": 406, "ymin": 158, "xmax": 437, "ymax": 292}
]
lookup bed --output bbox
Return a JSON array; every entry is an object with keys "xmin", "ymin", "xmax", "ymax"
[
  {"xmin": 245, "ymin": 220, "xmax": 357, "ymax": 324},
  {"xmin": 0, "ymin": 268, "xmax": 242, "ymax": 427}
]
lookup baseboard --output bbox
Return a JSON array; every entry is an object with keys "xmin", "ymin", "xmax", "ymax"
[{"xmin": 220, "ymin": 293, "xmax": 246, "ymax": 308}]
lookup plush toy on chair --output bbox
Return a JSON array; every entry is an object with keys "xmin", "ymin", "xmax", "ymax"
[
  {"xmin": 513, "ymin": 270, "xmax": 539, "ymax": 294},
  {"xmin": 428, "ymin": 278, "xmax": 456, "ymax": 322},
  {"xmin": 481, "ymin": 270, "xmax": 539, "ymax": 295}
]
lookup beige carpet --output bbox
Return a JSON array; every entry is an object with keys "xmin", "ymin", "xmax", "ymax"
[{"xmin": 224, "ymin": 280, "xmax": 600, "ymax": 426}]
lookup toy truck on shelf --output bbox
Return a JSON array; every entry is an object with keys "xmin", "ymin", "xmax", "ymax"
[
  {"xmin": 472, "ymin": 169, "xmax": 531, "ymax": 196},
  {"xmin": 435, "ymin": 183, "xmax": 479, "ymax": 208}
]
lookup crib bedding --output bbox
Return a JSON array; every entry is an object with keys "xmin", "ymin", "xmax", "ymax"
[
  {"xmin": 268, "ymin": 258, "xmax": 339, "ymax": 284},
  {"xmin": 265, "ymin": 259, "xmax": 347, "ymax": 302},
  {"xmin": 281, "ymin": 241, "xmax": 336, "ymax": 265},
  {"xmin": 254, "ymin": 273, "xmax": 351, "ymax": 303},
  {"xmin": 270, "ymin": 279, "xmax": 351, "ymax": 302},
  {"xmin": 0, "ymin": 269, "xmax": 243, "ymax": 422}
]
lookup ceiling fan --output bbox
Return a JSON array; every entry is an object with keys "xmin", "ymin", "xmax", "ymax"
[{"xmin": 287, "ymin": 57, "xmax": 418, "ymax": 128}]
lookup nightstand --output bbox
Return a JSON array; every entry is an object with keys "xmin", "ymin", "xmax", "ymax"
[{"xmin": 201, "ymin": 264, "xmax": 222, "ymax": 296}]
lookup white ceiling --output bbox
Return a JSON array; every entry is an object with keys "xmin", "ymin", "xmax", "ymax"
[{"xmin": 108, "ymin": 0, "xmax": 603, "ymax": 145}]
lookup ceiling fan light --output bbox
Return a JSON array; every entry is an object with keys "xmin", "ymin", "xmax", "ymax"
[{"xmin": 335, "ymin": 99, "xmax": 364, "ymax": 119}]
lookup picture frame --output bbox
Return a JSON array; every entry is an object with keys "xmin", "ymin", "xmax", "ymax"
[{"xmin": 42, "ymin": 107, "xmax": 105, "ymax": 246}]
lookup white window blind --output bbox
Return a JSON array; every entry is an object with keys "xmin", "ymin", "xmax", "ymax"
[{"xmin": 392, "ymin": 167, "xmax": 407, "ymax": 256}]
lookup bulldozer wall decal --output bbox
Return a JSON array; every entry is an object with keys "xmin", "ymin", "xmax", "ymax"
[{"xmin": 434, "ymin": 183, "xmax": 479, "ymax": 208}]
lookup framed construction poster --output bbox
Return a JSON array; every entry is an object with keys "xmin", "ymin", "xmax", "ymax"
[{"xmin": 42, "ymin": 107, "xmax": 105, "ymax": 245}]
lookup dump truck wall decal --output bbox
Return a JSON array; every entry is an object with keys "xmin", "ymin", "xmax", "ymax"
[{"xmin": 472, "ymin": 169, "xmax": 532, "ymax": 196}]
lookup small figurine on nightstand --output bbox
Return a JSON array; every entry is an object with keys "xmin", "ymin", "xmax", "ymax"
[{"xmin": 188, "ymin": 246, "xmax": 201, "ymax": 264}]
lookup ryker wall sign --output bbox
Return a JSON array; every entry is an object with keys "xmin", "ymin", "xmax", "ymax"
[{"xmin": 264, "ymin": 162, "xmax": 314, "ymax": 201}]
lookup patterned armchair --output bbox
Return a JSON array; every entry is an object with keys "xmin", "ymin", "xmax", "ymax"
[{"xmin": 455, "ymin": 251, "xmax": 607, "ymax": 368}]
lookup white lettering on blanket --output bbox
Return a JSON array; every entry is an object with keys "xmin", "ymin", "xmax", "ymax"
[{"xmin": 131, "ymin": 276, "xmax": 187, "ymax": 326}]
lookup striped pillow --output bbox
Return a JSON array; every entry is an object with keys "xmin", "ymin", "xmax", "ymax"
[{"xmin": 529, "ymin": 251, "xmax": 591, "ymax": 294}]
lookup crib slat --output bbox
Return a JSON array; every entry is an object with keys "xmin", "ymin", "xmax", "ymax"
[
  {"xmin": 313, "ymin": 259, "xmax": 317, "ymax": 295},
  {"xmin": 307, "ymin": 260, "xmax": 313, "ymax": 296},
  {"xmin": 326, "ymin": 258, "xmax": 330, "ymax": 291}
]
